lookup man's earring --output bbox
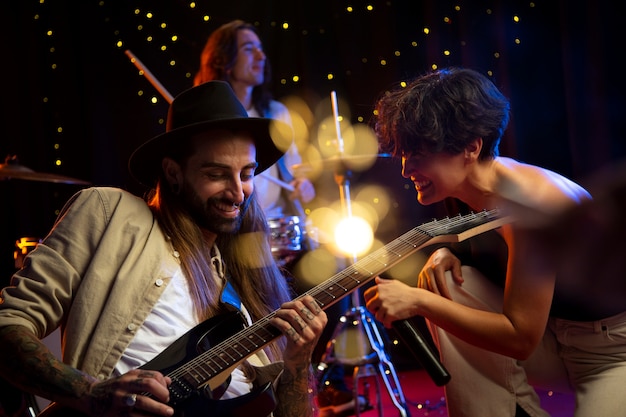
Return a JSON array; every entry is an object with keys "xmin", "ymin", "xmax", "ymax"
[{"xmin": 171, "ymin": 183, "xmax": 180, "ymax": 194}]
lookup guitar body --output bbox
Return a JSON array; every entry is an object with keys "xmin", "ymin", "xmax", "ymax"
[
  {"xmin": 39, "ymin": 311, "xmax": 277, "ymax": 417},
  {"xmin": 141, "ymin": 311, "xmax": 244, "ymax": 383}
]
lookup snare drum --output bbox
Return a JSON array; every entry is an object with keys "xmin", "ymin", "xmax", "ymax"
[{"xmin": 268, "ymin": 216, "xmax": 303, "ymax": 267}]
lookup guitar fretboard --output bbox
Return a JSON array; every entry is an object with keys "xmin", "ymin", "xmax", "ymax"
[{"xmin": 170, "ymin": 209, "xmax": 506, "ymax": 388}]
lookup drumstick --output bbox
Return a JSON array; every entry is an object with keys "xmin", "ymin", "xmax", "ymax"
[
  {"xmin": 125, "ymin": 49, "xmax": 174, "ymax": 104},
  {"xmin": 258, "ymin": 172, "xmax": 295, "ymax": 192},
  {"xmin": 330, "ymin": 91, "xmax": 345, "ymax": 153}
]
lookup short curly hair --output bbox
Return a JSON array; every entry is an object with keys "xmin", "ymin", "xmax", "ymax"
[{"xmin": 373, "ymin": 67, "xmax": 510, "ymax": 160}]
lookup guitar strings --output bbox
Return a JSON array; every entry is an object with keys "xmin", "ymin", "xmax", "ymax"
[{"xmin": 164, "ymin": 209, "xmax": 502, "ymax": 387}]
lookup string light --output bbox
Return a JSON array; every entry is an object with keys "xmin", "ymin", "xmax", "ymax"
[
  {"xmin": 96, "ymin": 1, "xmax": 533, "ymax": 102},
  {"xmin": 30, "ymin": 0, "xmax": 537, "ymax": 198}
]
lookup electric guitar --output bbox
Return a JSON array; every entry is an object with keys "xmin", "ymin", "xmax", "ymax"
[{"xmin": 38, "ymin": 209, "xmax": 510, "ymax": 417}]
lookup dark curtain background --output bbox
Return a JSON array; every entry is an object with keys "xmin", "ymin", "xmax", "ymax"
[{"xmin": 1, "ymin": 0, "xmax": 624, "ymax": 286}]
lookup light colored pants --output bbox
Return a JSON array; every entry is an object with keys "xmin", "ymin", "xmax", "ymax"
[
  {"xmin": 427, "ymin": 266, "xmax": 626, "ymax": 417},
  {"xmin": 548, "ymin": 310, "xmax": 626, "ymax": 416}
]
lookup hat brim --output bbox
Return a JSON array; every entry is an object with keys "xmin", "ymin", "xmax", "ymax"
[{"xmin": 128, "ymin": 117, "xmax": 289, "ymax": 188}]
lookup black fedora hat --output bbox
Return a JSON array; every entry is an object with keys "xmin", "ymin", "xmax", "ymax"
[{"xmin": 128, "ymin": 80, "xmax": 292, "ymax": 187}]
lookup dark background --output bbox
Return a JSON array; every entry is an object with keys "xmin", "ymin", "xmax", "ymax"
[{"xmin": 1, "ymin": 1, "xmax": 624, "ymax": 359}]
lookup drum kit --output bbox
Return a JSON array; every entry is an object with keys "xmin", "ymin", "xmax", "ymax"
[
  {"xmin": 0, "ymin": 155, "xmax": 89, "ymax": 417},
  {"xmin": 0, "ymin": 155, "xmax": 91, "ymax": 185},
  {"xmin": 268, "ymin": 215, "xmax": 305, "ymax": 267},
  {"xmin": 0, "ymin": 155, "xmax": 90, "ymax": 272}
]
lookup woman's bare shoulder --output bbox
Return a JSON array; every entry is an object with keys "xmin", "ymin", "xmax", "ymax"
[{"xmin": 495, "ymin": 157, "xmax": 591, "ymax": 214}]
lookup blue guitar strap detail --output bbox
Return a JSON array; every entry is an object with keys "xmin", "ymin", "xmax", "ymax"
[{"xmin": 220, "ymin": 279, "xmax": 242, "ymax": 312}]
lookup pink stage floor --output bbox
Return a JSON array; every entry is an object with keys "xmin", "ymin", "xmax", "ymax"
[{"xmin": 337, "ymin": 368, "xmax": 575, "ymax": 417}]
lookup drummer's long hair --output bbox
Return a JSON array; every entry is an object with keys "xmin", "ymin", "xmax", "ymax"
[
  {"xmin": 193, "ymin": 19, "xmax": 273, "ymax": 117},
  {"xmin": 145, "ymin": 140, "xmax": 292, "ymax": 362}
]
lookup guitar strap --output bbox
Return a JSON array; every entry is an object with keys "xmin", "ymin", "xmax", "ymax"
[{"xmin": 220, "ymin": 280, "xmax": 242, "ymax": 313}]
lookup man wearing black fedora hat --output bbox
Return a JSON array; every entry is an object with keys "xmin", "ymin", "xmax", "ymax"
[{"xmin": 0, "ymin": 80, "xmax": 327, "ymax": 417}]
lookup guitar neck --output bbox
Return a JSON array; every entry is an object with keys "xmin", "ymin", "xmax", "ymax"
[
  {"xmin": 303, "ymin": 209, "xmax": 511, "ymax": 310},
  {"xmin": 170, "ymin": 209, "xmax": 511, "ymax": 387}
]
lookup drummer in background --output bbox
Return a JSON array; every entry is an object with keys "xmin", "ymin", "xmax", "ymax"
[
  {"xmin": 194, "ymin": 20, "xmax": 367, "ymax": 417},
  {"xmin": 193, "ymin": 19, "xmax": 315, "ymax": 270}
]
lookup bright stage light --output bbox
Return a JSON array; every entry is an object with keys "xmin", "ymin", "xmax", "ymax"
[{"xmin": 334, "ymin": 215, "xmax": 374, "ymax": 257}]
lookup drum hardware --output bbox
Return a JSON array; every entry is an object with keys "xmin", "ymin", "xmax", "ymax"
[
  {"xmin": 318, "ymin": 91, "xmax": 410, "ymax": 416},
  {"xmin": 0, "ymin": 155, "xmax": 90, "ymax": 185},
  {"xmin": 14, "ymin": 237, "xmax": 42, "ymax": 269},
  {"xmin": 268, "ymin": 216, "xmax": 303, "ymax": 268}
]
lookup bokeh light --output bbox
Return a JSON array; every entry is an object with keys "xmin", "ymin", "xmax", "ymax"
[{"xmin": 334, "ymin": 215, "xmax": 374, "ymax": 258}]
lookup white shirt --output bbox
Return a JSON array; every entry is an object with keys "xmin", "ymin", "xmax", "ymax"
[
  {"xmin": 249, "ymin": 100, "xmax": 300, "ymax": 219},
  {"xmin": 115, "ymin": 248, "xmax": 269, "ymax": 400}
]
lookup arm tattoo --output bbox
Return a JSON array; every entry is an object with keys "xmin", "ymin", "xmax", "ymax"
[
  {"xmin": 273, "ymin": 363, "xmax": 316, "ymax": 417},
  {"xmin": 0, "ymin": 325, "xmax": 94, "ymax": 402}
]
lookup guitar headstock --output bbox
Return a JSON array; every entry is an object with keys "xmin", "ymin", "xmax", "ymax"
[{"xmin": 418, "ymin": 209, "xmax": 508, "ymax": 240}]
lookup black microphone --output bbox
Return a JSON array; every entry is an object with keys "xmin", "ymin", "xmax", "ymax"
[{"xmin": 392, "ymin": 319, "xmax": 451, "ymax": 386}]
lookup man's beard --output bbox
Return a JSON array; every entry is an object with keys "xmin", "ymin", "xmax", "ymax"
[{"xmin": 179, "ymin": 183, "xmax": 246, "ymax": 235}]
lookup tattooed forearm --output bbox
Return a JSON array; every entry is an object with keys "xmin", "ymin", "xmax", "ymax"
[
  {"xmin": 0, "ymin": 325, "xmax": 94, "ymax": 401},
  {"xmin": 273, "ymin": 364, "xmax": 317, "ymax": 417}
]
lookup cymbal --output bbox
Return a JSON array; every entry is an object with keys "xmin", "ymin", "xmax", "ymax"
[
  {"xmin": 0, "ymin": 158, "xmax": 90, "ymax": 185},
  {"xmin": 292, "ymin": 153, "xmax": 392, "ymax": 175}
]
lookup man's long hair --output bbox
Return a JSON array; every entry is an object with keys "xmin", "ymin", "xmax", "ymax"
[
  {"xmin": 193, "ymin": 19, "xmax": 273, "ymax": 117},
  {"xmin": 146, "ymin": 178, "xmax": 291, "ymax": 361}
]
